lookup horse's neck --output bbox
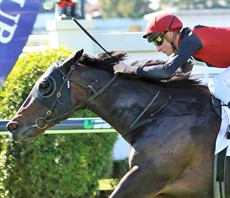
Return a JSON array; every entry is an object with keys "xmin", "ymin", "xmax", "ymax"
[
  {"xmin": 87, "ymin": 78, "xmax": 212, "ymax": 139},
  {"xmin": 88, "ymin": 79, "xmax": 162, "ymax": 137}
]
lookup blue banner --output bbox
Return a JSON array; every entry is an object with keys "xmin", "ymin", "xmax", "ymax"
[{"xmin": 0, "ymin": 0, "xmax": 41, "ymax": 86}]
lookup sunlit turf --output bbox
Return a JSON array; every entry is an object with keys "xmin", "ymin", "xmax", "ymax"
[{"xmin": 99, "ymin": 179, "xmax": 119, "ymax": 191}]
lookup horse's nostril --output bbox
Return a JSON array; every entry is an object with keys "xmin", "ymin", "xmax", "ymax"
[{"xmin": 6, "ymin": 122, "xmax": 19, "ymax": 133}]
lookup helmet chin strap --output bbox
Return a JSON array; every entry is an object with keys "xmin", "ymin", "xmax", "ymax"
[
  {"xmin": 170, "ymin": 42, "xmax": 177, "ymax": 53},
  {"xmin": 164, "ymin": 32, "xmax": 179, "ymax": 53}
]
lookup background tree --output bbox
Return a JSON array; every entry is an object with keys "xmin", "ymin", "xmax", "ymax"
[
  {"xmin": 0, "ymin": 48, "xmax": 117, "ymax": 198},
  {"xmin": 98, "ymin": 0, "xmax": 152, "ymax": 18},
  {"xmin": 159, "ymin": 0, "xmax": 230, "ymax": 10}
]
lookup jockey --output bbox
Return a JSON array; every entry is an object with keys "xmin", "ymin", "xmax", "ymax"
[{"xmin": 113, "ymin": 11, "xmax": 230, "ymax": 107}]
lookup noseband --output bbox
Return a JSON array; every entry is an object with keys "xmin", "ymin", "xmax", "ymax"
[{"xmin": 31, "ymin": 61, "xmax": 118, "ymax": 130}]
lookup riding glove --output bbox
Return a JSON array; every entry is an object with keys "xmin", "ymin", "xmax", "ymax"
[{"xmin": 113, "ymin": 62, "xmax": 138, "ymax": 74}]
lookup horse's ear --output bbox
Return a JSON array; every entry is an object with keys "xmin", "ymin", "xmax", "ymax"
[
  {"xmin": 73, "ymin": 49, "xmax": 84, "ymax": 61},
  {"xmin": 62, "ymin": 49, "xmax": 84, "ymax": 67}
]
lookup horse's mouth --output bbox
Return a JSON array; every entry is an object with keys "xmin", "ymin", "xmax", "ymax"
[{"xmin": 10, "ymin": 127, "xmax": 44, "ymax": 144}]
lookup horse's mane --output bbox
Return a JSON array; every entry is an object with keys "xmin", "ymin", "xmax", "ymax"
[
  {"xmin": 78, "ymin": 51, "xmax": 166, "ymax": 70},
  {"xmin": 165, "ymin": 78, "xmax": 203, "ymax": 88},
  {"xmin": 77, "ymin": 51, "xmax": 204, "ymax": 89},
  {"xmin": 78, "ymin": 51, "xmax": 126, "ymax": 71}
]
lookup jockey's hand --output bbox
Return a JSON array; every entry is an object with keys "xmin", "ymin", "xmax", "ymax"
[{"xmin": 113, "ymin": 62, "xmax": 138, "ymax": 74}]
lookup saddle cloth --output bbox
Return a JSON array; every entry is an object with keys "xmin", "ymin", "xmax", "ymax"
[{"xmin": 215, "ymin": 105, "xmax": 230, "ymax": 156}]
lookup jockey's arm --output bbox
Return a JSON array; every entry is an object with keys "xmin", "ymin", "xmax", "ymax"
[
  {"xmin": 136, "ymin": 54, "xmax": 192, "ymax": 80},
  {"xmin": 113, "ymin": 30, "xmax": 202, "ymax": 80},
  {"xmin": 136, "ymin": 34, "xmax": 202, "ymax": 80}
]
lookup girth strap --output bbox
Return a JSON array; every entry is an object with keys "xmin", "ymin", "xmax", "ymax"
[{"xmin": 213, "ymin": 148, "xmax": 230, "ymax": 198}]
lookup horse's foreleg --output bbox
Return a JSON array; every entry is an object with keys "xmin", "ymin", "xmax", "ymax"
[
  {"xmin": 109, "ymin": 165, "xmax": 141, "ymax": 198},
  {"xmin": 110, "ymin": 165, "xmax": 163, "ymax": 198}
]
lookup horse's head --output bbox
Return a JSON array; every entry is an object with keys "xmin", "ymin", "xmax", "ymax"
[
  {"xmin": 6, "ymin": 50, "xmax": 85, "ymax": 143},
  {"xmin": 7, "ymin": 49, "xmax": 125, "ymax": 143}
]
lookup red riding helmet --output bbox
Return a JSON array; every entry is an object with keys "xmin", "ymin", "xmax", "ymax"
[{"xmin": 143, "ymin": 12, "xmax": 183, "ymax": 39}]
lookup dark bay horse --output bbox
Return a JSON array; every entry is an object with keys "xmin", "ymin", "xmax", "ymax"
[{"xmin": 7, "ymin": 49, "xmax": 222, "ymax": 198}]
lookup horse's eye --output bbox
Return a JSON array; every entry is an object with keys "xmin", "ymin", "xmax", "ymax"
[{"xmin": 39, "ymin": 79, "xmax": 51, "ymax": 95}]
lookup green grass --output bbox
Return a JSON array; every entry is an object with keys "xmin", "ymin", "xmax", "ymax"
[{"xmin": 99, "ymin": 179, "xmax": 119, "ymax": 191}]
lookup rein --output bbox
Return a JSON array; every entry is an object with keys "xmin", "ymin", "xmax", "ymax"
[
  {"xmin": 129, "ymin": 88, "xmax": 162, "ymax": 129},
  {"xmin": 124, "ymin": 87, "xmax": 171, "ymax": 142},
  {"xmin": 32, "ymin": 62, "xmax": 118, "ymax": 130},
  {"xmin": 124, "ymin": 85, "xmax": 197, "ymax": 143}
]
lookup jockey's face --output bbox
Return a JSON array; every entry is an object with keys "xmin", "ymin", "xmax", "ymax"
[{"xmin": 155, "ymin": 32, "xmax": 175, "ymax": 56}]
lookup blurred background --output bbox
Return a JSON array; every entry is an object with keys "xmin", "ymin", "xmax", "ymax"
[{"xmin": 0, "ymin": 0, "xmax": 230, "ymax": 197}]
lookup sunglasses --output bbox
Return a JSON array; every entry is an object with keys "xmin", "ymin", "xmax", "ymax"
[{"xmin": 152, "ymin": 34, "xmax": 164, "ymax": 46}]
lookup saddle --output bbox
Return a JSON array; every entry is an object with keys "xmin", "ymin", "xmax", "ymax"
[{"xmin": 211, "ymin": 95, "xmax": 230, "ymax": 198}]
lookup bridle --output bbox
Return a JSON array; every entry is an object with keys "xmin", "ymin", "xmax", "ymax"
[{"xmin": 30, "ymin": 61, "xmax": 118, "ymax": 130}]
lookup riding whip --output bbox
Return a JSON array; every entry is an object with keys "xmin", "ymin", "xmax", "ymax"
[{"xmin": 72, "ymin": 18, "xmax": 112, "ymax": 57}]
